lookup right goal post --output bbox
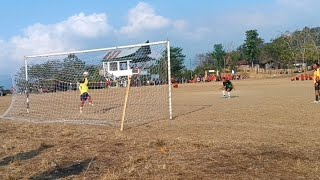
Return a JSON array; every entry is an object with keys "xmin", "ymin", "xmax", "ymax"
[{"xmin": 3, "ymin": 40, "xmax": 172, "ymax": 129}]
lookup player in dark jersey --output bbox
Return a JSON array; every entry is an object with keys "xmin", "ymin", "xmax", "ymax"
[{"xmin": 221, "ymin": 77, "xmax": 234, "ymax": 98}]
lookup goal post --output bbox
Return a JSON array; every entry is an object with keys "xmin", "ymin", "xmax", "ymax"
[
  {"xmin": 3, "ymin": 41, "xmax": 172, "ymax": 128},
  {"xmin": 167, "ymin": 41, "xmax": 173, "ymax": 120},
  {"xmin": 24, "ymin": 56, "xmax": 30, "ymax": 114}
]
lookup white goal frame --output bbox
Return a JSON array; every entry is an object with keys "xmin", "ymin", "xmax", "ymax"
[{"xmin": 11, "ymin": 40, "xmax": 173, "ymax": 128}]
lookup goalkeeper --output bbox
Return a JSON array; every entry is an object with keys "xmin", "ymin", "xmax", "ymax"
[
  {"xmin": 220, "ymin": 77, "xmax": 234, "ymax": 98},
  {"xmin": 79, "ymin": 71, "xmax": 93, "ymax": 113}
]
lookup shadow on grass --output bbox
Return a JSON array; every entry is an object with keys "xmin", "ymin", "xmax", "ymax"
[
  {"xmin": 125, "ymin": 104, "xmax": 214, "ymax": 129},
  {"xmin": 173, "ymin": 105, "xmax": 213, "ymax": 119},
  {"xmin": 31, "ymin": 158, "xmax": 95, "ymax": 180},
  {"xmin": 220, "ymin": 95, "xmax": 240, "ymax": 99},
  {"xmin": 0, "ymin": 144, "xmax": 53, "ymax": 167},
  {"xmin": 94, "ymin": 105, "xmax": 122, "ymax": 114}
]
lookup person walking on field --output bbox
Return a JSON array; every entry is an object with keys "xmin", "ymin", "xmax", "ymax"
[{"xmin": 313, "ymin": 63, "xmax": 320, "ymax": 103}]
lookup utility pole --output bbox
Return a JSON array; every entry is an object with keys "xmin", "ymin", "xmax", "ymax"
[
  {"xmin": 190, "ymin": 58, "xmax": 192, "ymax": 80},
  {"xmin": 224, "ymin": 57, "xmax": 226, "ymax": 73}
]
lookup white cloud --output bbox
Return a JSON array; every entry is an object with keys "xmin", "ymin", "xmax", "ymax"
[
  {"xmin": 0, "ymin": 12, "xmax": 114, "ymax": 77},
  {"xmin": 0, "ymin": 2, "xmax": 212, "ymax": 78},
  {"xmin": 224, "ymin": 0, "xmax": 320, "ymax": 29},
  {"xmin": 175, "ymin": 27, "xmax": 212, "ymax": 41},
  {"xmin": 0, "ymin": 39, "xmax": 7, "ymax": 58},
  {"xmin": 207, "ymin": 0, "xmax": 320, "ymax": 45},
  {"xmin": 119, "ymin": 2, "xmax": 211, "ymax": 41},
  {"xmin": 213, "ymin": 11, "xmax": 288, "ymax": 43},
  {"xmin": 11, "ymin": 12, "xmax": 113, "ymax": 55},
  {"xmin": 0, "ymin": 40, "xmax": 19, "ymax": 85},
  {"xmin": 0, "ymin": 39, "xmax": 15, "ymax": 61},
  {"xmin": 120, "ymin": 2, "xmax": 171, "ymax": 37},
  {"xmin": 61, "ymin": 12, "xmax": 113, "ymax": 38},
  {"xmin": 173, "ymin": 20, "xmax": 188, "ymax": 32}
]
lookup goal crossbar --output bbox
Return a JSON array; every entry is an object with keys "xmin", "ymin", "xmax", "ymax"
[{"xmin": 25, "ymin": 41, "xmax": 168, "ymax": 59}]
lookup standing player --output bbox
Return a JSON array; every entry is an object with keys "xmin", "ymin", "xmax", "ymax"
[
  {"xmin": 221, "ymin": 77, "xmax": 234, "ymax": 98},
  {"xmin": 313, "ymin": 63, "xmax": 320, "ymax": 103},
  {"xmin": 79, "ymin": 71, "xmax": 93, "ymax": 113}
]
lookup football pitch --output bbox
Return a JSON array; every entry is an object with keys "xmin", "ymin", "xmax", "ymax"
[{"xmin": 1, "ymin": 78, "xmax": 320, "ymax": 179}]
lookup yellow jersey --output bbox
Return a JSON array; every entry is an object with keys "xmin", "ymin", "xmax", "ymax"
[
  {"xmin": 79, "ymin": 77, "xmax": 89, "ymax": 95},
  {"xmin": 313, "ymin": 69, "xmax": 320, "ymax": 84}
]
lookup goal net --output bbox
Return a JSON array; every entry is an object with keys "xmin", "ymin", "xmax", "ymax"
[{"xmin": 3, "ymin": 41, "xmax": 172, "ymax": 128}]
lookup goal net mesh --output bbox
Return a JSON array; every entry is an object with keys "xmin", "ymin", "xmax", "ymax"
[{"xmin": 3, "ymin": 41, "xmax": 171, "ymax": 127}]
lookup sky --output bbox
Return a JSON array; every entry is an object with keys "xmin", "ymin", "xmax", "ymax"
[{"xmin": 1, "ymin": 0, "xmax": 320, "ymax": 88}]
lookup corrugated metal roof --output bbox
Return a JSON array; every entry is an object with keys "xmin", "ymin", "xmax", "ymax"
[
  {"xmin": 103, "ymin": 47, "xmax": 141, "ymax": 60},
  {"xmin": 103, "ymin": 42, "xmax": 152, "ymax": 62}
]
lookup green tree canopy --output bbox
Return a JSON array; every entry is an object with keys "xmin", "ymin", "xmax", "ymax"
[
  {"xmin": 211, "ymin": 44, "xmax": 226, "ymax": 70},
  {"xmin": 151, "ymin": 46, "xmax": 186, "ymax": 80},
  {"xmin": 169, "ymin": 46, "xmax": 186, "ymax": 78},
  {"xmin": 244, "ymin": 29, "xmax": 264, "ymax": 66}
]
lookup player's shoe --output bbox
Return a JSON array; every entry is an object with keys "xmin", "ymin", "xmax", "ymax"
[
  {"xmin": 312, "ymin": 101, "xmax": 319, "ymax": 104},
  {"xmin": 80, "ymin": 107, "xmax": 83, "ymax": 113},
  {"xmin": 89, "ymin": 102, "xmax": 94, "ymax": 106}
]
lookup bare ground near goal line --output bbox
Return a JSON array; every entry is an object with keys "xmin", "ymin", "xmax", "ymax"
[
  {"xmin": 1, "ymin": 78, "xmax": 320, "ymax": 179},
  {"xmin": 3, "ymin": 85, "xmax": 198, "ymax": 126}
]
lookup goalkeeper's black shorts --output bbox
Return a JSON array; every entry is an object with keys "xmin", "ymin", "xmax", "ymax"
[
  {"xmin": 315, "ymin": 83, "xmax": 320, "ymax": 91},
  {"xmin": 80, "ymin": 92, "xmax": 89, "ymax": 101}
]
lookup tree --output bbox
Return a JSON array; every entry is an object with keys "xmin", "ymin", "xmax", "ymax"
[
  {"xmin": 180, "ymin": 69, "xmax": 193, "ymax": 81},
  {"xmin": 195, "ymin": 53, "xmax": 215, "ymax": 68},
  {"xmin": 258, "ymin": 38, "xmax": 291, "ymax": 68},
  {"xmin": 151, "ymin": 46, "xmax": 186, "ymax": 81},
  {"xmin": 192, "ymin": 52, "xmax": 215, "ymax": 77},
  {"xmin": 211, "ymin": 44, "xmax": 226, "ymax": 70},
  {"xmin": 28, "ymin": 60, "xmax": 63, "ymax": 81},
  {"xmin": 226, "ymin": 50, "xmax": 242, "ymax": 70},
  {"xmin": 281, "ymin": 27, "xmax": 320, "ymax": 69},
  {"xmin": 296, "ymin": 27, "xmax": 320, "ymax": 64},
  {"xmin": 169, "ymin": 46, "xmax": 186, "ymax": 78},
  {"xmin": 57, "ymin": 54, "xmax": 86, "ymax": 82},
  {"xmin": 244, "ymin": 29, "xmax": 263, "ymax": 67}
]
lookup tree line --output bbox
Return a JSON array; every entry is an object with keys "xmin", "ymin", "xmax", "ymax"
[{"xmin": 169, "ymin": 26, "xmax": 320, "ymax": 79}]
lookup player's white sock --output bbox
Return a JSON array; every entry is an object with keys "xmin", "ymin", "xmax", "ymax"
[
  {"xmin": 228, "ymin": 92, "xmax": 231, "ymax": 97},
  {"xmin": 222, "ymin": 90, "xmax": 226, "ymax": 96}
]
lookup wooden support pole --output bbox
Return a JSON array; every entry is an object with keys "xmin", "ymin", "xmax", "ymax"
[{"xmin": 120, "ymin": 75, "xmax": 131, "ymax": 131}]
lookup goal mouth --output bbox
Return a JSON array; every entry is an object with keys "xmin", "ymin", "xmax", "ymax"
[{"xmin": 5, "ymin": 41, "xmax": 173, "ymax": 130}]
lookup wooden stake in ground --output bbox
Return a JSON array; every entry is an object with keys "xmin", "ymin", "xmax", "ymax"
[{"xmin": 120, "ymin": 75, "xmax": 131, "ymax": 131}]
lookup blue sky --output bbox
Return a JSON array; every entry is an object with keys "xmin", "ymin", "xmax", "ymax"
[{"xmin": 1, "ymin": 0, "xmax": 320, "ymax": 88}]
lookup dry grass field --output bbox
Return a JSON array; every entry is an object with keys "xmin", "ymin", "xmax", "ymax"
[{"xmin": 1, "ymin": 78, "xmax": 320, "ymax": 179}]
